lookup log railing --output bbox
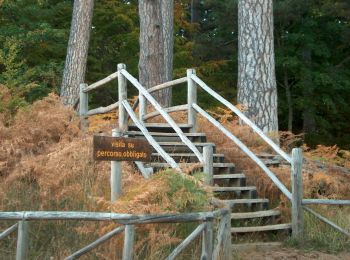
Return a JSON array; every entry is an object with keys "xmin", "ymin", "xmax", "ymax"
[
  {"xmin": 79, "ymin": 64, "xmax": 349, "ymax": 240},
  {"xmin": 0, "ymin": 209, "xmax": 231, "ymax": 260}
]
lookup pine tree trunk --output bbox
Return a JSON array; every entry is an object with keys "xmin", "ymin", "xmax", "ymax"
[
  {"xmin": 138, "ymin": 0, "xmax": 173, "ymax": 107},
  {"xmin": 284, "ymin": 70, "xmax": 293, "ymax": 132},
  {"xmin": 237, "ymin": 0, "xmax": 278, "ymax": 134},
  {"xmin": 191, "ymin": 0, "xmax": 200, "ymax": 24},
  {"xmin": 60, "ymin": 0, "xmax": 94, "ymax": 106}
]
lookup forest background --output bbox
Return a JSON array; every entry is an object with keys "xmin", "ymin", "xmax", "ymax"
[{"xmin": 1, "ymin": 0, "xmax": 350, "ymax": 148}]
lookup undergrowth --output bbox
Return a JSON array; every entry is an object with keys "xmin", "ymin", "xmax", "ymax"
[{"xmin": 0, "ymin": 95, "xmax": 213, "ymax": 259}]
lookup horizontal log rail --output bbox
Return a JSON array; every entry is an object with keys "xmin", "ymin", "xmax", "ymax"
[
  {"xmin": 302, "ymin": 199, "xmax": 350, "ymax": 205},
  {"xmin": 84, "ymin": 72, "xmax": 118, "ymax": 93},
  {"xmin": 0, "ymin": 209, "xmax": 230, "ymax": 260},
  {"xmin": 191, "ymin": 74, "xmax": 292, "ymax": 164},
  {"xmin": 143, "ymin": 104, "xmax": 189, "ymax": 121},
  {"xmin": 192, "ymin": 103, "xmax": 292, "ymax": 200},
  {"xmin": 148, "ymin": 77, "xmax": 187, "ymax": 94},
  {"xmin": 0, "ymin": 210, "xmax": 228, "ymax": 223}
]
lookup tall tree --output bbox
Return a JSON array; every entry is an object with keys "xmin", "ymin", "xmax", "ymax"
[
  {"xmin": 138, "ymin": 0, "xmax": 174, "ymax": 107},
  {"xmin": 60, "ymin": 0, "xmax": 94, "ymax": 106},
  {"xmin": 237, "ymin": 0, "xmax": 278, "ymax": 134}
]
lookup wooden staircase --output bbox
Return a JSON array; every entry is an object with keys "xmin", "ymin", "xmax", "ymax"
[{"xmin": 127, "ymin": 123, "xmax": 291, "ymax": 250}]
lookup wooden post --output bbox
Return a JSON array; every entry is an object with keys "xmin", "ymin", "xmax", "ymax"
[
  {"xmin": 122, "ymin": 225, "xmax": 135, "ymax": 260},
  {"xmin": 139, "ymin": 92, "xmax": 146, "ymax": 122},
  {"xmin": 201, "ymin": 220, "xmax": 213, "ymax": 260},
  {"xmin": 16, "ymin": 221, "xmax": 28, "ymax": 260},
  {"xmin": 118, "ymin": 63, "xmax": 128, "ymax": 133},
  {"xmin": 291, "ymin": 148, "xmax": 304, "ymax": 240},
  {"xmin": 79, "ymin": 83, "xmax": 88, "ymax": 129},
  {"xmin": 203, "ymin": 145, "xmax": 214, "ymax": 185},
  {"xmin": 187, "ymin": 69, "xmax": 197, "ymax": 132},
  {"xmin": 111, "ymin": 129, "xmax": 122, "ymax": 202},
  {"xmin": 223, "ymin": 212, "xmax": 232, "ymax": 260}
]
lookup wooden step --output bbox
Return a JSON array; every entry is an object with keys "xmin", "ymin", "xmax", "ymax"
[
  {"xmin": 221, "ymin": 198, "xmax": 269, "ymax": 206},
  {"xmin": 212, "ymin": 186, "xmax": 256, "ymax": 192},
  {"xmin": 213, "ymin": 173, "xmax": 246, "ymax": 187},
  {"xmin": 220, "ymin": 199, "xmax": 269, "ymax": 211},
  {"xmin": 231, "ymin": 210, "xmax": 280, "ymax": 220},
  {"xmin": 232, "ymin": 242, "xmax": 283, "ymax": 252},
  {"xmin": 146, "ymin": 162, "xmax": 235, "ymax": 175},
  {"xmin": 126, "ymin": 131, "xmax": 207, "ymax": 142},
  {"xmin": 213, "ymin": 174, "xmax": 245, "ymax": 179},
  {"xmin": 128, "ymin": 123, "xmax": 193, "ymax": 133},
  {"xmin": 231, "ymin": 223, "xmax": 291, "ymax": 233},
  {"xmin": 155, "ymin": 142, "xmax": 216, "ymax": 153},
  {"xmin": 151, "ymin": 153, "xmax": 225, "ymax": 163}
]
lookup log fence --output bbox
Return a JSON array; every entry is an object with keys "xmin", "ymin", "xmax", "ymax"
[
  {"xmin": 0, "ymin": 209, "xmax": 231, "ymax": 260},
  {"xmin": 30, "ymin": 63, "xmax": 349, "ymax": 255},
  {"xmin": 0, "ymin": 63, "xmax": 348, "ymax": 258}
]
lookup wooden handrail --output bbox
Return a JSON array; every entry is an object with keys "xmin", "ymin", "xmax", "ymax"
[
  {"xmin": 166, "ymin": 223, "xmax": 206, "ymax": 260},
  {"xmin": 0, "ymin": 210, "xmax": 228, "ymax": 223},
  {"xmin": 122, "ymin": 100, "xmax": 180, "ymax": 171},
  {"xmin": 302, "ymin": 199, "xmax": 350, "ymax": 205},
  {"xmin": 0, "ymin": 223, "xmax": 18, "ymax": 240},
  {"xmin": 65, "ymin": 226, "xmax": 125, "ymax": 259},
  {"xmin": 148, "ymin": 77, "xmax": 187, "ymax": 94},
  {"xmin": 143, "ymin": 104, "xmax": 188, "ymax": 121},
  {"xmin": 84, "ymin": 72, "xmax": 118, "ymax": 93},
  {"xmin": 191, "ymin": 74, "xmax": 292, "ymax": 164},
  {"xmin": 303, "ymin": 206, "xmax": 350, "ymax": 238},
  {"xmin": 121, "ymin": 69, "xmax": 204, "ymax": 163},
  {"xmin": 192, "ymin": 103, "xmax": 292, "ymax": 200}
]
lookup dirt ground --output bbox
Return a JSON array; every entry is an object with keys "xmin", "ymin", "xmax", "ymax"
[{"xmin": 236, "ymin": 248, "xmax": 350, "ymax": 260}]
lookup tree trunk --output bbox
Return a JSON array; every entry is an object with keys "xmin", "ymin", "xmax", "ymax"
[
  {"xmin": 138, "ymin": 0, "xmax": 173, "ymax": 107},
  {"xmin": 237, "ymin": 0, "xmax": 279, "ymax": 134},
  {"xmin": 302, "ymin": 49, "xmax": 316, "ymax": 133},
  {"xmin": 60, "ymin": 0, "xmax": 94, "ymax": 106},
  {"xmin": 191, "ymin": 0, "xmax": 200, "ymax": 24},
  {"xmin": 284, "ymin": 70, "xmax": 293, "ymax": 132}
]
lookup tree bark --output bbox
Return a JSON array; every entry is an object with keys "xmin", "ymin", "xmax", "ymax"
[
  {"xmin": 302, "ymin": 49, "xmax": 316, "ymax": 133},
  {"xmin": 191, "ymin": 0, "xmax": 200, "ymax": 24},
  {"xmin": 237, "ymin": 0, "xmax": 279, "ymax": 134},
  {"xmin": 284, "ymin": 70, "xmax": 293, "ymax": 132},
  {"xmin": 138, "ymin": 0, "xmax": 173, "ymax": 107},
  {"xmin": 60, "ymin": 0, "xmax": 94, "ymax": 106}
]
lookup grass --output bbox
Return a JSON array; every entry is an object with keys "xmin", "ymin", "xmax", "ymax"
[{"xmin": 284, "ymin": 205, "xmax": 350, "ymax": 253}]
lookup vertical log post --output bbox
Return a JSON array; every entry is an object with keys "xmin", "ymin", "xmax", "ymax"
[
  {"xmin": 201, "ymin": 220, "xmax": 213, "ymax": 260},
  {"xmin": 203, "ymin": 145, "xmax": 214, "ymax": 185},
  {"xmin": 139, "ymin": 92, "xmax": 146, "ymax": 122},
  {"xmin": 16, "ymin": 221, "xmax": 28, "ymax": 260},
  {"xmin": 291, "ymin": 148, "xmax": 304, "ymax": 240},
  {"xmin": 79, "ymin": 83, "xmax": 88, "ymax": 129},
  {"xmin": 223, "ymin": 212, "xmax": 232, "ymax": 260},
  {"xmin": 122, "ymin": 225, "xmax": 135, "ymax": 260},
  {"xmin": 118, "ymin": 63, "xmax": 128, "ymax": 133},
  {"xmin": 111, "ymin": 129, "xmax": 122, "ymax": 202},
  {"xmin": 187, "ymin": 69, "xmax": 197, "ymax": 132}
]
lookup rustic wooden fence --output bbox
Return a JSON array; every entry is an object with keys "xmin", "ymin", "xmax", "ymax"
[
  {"xmin": 78, "ymin": 63, "xmax": 350, "ymax": 240},
  {"xmin": 0, "ymin": 209, "xmax": 231, "ymax": 260}
]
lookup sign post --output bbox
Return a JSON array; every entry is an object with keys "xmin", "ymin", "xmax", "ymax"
[
  {"xmin": 93, "ymin": 131, "xmax": 152, "ymax": 203},
  {"xmin": 111, "ymin": 129, "xmax": 122, "ymax": 202}
]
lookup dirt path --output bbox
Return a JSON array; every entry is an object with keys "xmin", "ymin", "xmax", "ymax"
[{"xmin": 236, "ymin": 248, "xmax": 350, "ymax": 260}]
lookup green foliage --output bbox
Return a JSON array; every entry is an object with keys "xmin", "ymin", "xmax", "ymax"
[
  {"xmin": 1, "ymin": 0, "xmax": 350, "ymax": 147},
  {"xmin": 154, "ymin": 170, "xmax": 211, "ymax": 213}
]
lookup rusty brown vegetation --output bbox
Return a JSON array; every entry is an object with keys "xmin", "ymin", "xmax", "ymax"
[{"xmin": 0, "ymin": 96, "xmax": 349, "ymax": 257}]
